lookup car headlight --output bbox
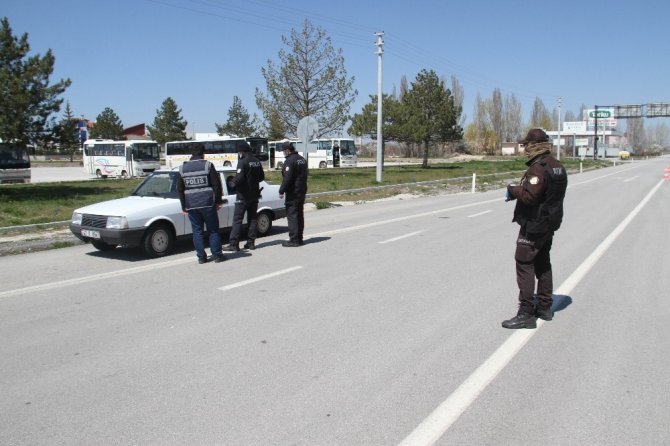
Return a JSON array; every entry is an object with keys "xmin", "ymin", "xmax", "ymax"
[
  {"xmin": 72, "ymin": 212, "xmax": 82, "ymax": 225},
  {"xmin": 106, "ymin": 216, "xmax": 129, "ymax": 229}
]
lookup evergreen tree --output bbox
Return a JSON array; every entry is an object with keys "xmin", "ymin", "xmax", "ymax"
[
  {"xmin": 89, "ymin": 107, "xmax": 124, "ymax": 139},
  {"xmin": 399, "ymin": 69, "xmax": 463, "ymax": 168},
  {"xmin": 255, "ymin": 19, "xmax": 357, "ymax": 137},
  {"xmin": 266, "ymin": 107, "xmax": 285, "ymax": 140},
  {"xmin": 147, "ymin": 97, "xmax": 187, "ymax": 148},
  {"xmin": 53, "ymin": 101, "xmax": 80, "ymax": 161},
  {"xmin": 215, "ymin": 96, "xmax": 255, "ymax": 137},
  {"xmin": 0, "ymin": 17, "xmax": 71, "ymax": 147}
]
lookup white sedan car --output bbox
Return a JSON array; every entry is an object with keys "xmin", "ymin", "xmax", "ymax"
[{"xmin": 70, "ymin": 168, "xmax": 286, "ymax": 257}]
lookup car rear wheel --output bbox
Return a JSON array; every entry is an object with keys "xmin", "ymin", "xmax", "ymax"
[
  {"xmin": 141, "ymin": 223, "xmax": 174, "ymax": 257},
  {"xmin": 319, "ymin": 161, "xmax": 327, "ymax": 168},
  {"xmin": 91, "ymin": 240, "xmax": 117, "ymax": 251},
  {"xmin": 256, "ymin": 211, "xmax": 273, "ymax": 236}
]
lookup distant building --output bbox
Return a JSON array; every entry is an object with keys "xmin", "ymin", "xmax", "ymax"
[{"xmin": 123, "ymin": 123, "xmax": 150, "ymax": 140}]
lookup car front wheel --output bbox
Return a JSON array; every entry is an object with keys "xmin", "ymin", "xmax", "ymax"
[
  {"xmin": 141, "ymin": 223, "xmax": 174, "ymax": 257},
  {"xmin": 256, "ymin": 211, "xmax": 273, "ymax": 236}
]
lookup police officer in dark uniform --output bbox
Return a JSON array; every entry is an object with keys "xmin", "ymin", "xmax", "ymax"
[
  {"xmin": 502, "ymin": 128, "xmax": 567, "ymax": 329},
  {"xmin": 278, "ymin": 141, "xmax": 308, "ymax": 247},
  {"xmin": 177, "ymin": 143, "xmax": 225, "ymax": 264},
  {"xmin": 223, "ymin": 141, "xmax": 265, "ymax": 251}
]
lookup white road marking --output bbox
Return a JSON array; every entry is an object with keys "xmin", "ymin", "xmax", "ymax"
[
  {"xmin": 379, "ymin": 230, "xmax": 424, "ymax": 244},
  {"xmin": 398, "ymin": 178, "xmax": 666, "ymax": 446},
  {"xmin": 218, "ymin": 266, "xmax": 303, "ymax": 291},
  {"xmin": 623, "ymin": 176, "xmax": 638, "ymax": 182},
  {"xmin": 467, "ymin": 210, "xmax": 492, "ymax": 218},
  {"xmin": 0, "ymin": 257, "xmax": 194, "ymax": 299}
]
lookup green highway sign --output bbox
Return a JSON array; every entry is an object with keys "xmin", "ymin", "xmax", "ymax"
[{"xmin": 588, "ymin": 110, "xmax": 613, "ymax": 118}]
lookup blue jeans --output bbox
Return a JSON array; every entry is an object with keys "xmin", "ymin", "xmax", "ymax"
[{"xmin": 188, "ymin": 206, "xmax": 222, "ymax": 259}]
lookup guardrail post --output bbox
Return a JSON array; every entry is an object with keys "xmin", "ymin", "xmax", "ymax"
[{"xmin": 471, "ymin": 173, "xmax": 476, "ymax": 193}]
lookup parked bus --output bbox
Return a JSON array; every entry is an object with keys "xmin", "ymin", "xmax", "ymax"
[
  {"xmin": 83, "ymin": 139, "xmax": 161, "ymax": 178},
  {"xmin": 269, "ymin": 139, "xmax": 301, "ymax": 170},
  {"xmin": 0, "ymin": 142, "xmax": 31, "ymax": 184},
  {"xmin": 311, "ymin": 138, "xmax": 357, "ymax": 168},
  {"xmin": 165, "ymin": 137, "xmax": 269, "ymax": 170}
]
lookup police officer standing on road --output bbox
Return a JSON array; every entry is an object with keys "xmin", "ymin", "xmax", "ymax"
[
  {"xmin": 177, "ymin": 143, "xmax": 226, "ymax": 264},
  {"xmin": 223, "ymin": 141, "xmax": 265, "ymax": 252},
  {"xmin": 502, "ymin": 128, "xmax": 567, "ymax": 329},
  {"xmin": 279, "ymin": 141, "xmax": 308, "ymax": 247}
]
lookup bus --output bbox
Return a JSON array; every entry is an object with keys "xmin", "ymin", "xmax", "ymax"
[
  {"xmin": 83, "ymin": 139, "xmax": 161, "ymax": 178},
  {"xmin": 269, "ymin": 139, "xmax": 301, "ymax": 170},
  {"xmin": 0, "ymin": 142, "xmax": 31, "ymax": 184},
  {"xmin": 311, "ymin": 138, "xmax": 357, "ymax": 168},
  {"xmin": 165, "ymin": 137, "xmax": 269, "ymax": 170}
]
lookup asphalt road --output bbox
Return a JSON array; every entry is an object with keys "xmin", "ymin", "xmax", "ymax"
[{"xmin": 1, "ymin": 158, "xmax": 669, "ymax": 445}]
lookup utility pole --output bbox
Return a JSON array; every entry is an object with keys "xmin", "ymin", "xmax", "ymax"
[
  {"xmin": 375, "ymin": 31, "xmax": 384, "ymax": 183},
  {"xmin": 593, "ymin": 105, "xmax": 598, "ymax": 160},
  {"xmin": 557, "ymin": 96, "xmax": 562, "ymax": 160}
]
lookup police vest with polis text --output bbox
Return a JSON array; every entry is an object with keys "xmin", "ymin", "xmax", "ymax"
[{"xmin": 180, "ymin": 159, "xmax": 215, "ymax": 210}]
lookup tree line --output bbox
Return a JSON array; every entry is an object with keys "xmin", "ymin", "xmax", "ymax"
[{"xmin": 1, "ymin": 16, "xmax": 667, "ymax": 165}]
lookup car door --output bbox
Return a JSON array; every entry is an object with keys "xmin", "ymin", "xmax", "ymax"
[{"xmin": 219, "ymin": 172, "xmax": 234, "ymax": 228}]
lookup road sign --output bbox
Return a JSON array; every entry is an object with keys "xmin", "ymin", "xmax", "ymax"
[{"xmin": 297, "ymin": 116, "xmax": 318, "ymax": 153}]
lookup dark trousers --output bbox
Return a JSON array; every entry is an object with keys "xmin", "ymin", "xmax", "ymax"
[
  {"xmin": 285, "ymin": 196, "xmax": 305, "ymax": 243},
  {"xmin": 188, "ymin": 206, "xmax": 222, "ymax": 259},
  {"xmin": 515, "ymin": 229, "xmax": 554, "ymax": 314},
  {"xmin": 228, "ymin": 200, "xmax": 259, "ymax": 244}
]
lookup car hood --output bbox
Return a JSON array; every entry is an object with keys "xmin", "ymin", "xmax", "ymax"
[{"xmin": 74, "ymin": 196, "xmax": 177, "ymax": 216}]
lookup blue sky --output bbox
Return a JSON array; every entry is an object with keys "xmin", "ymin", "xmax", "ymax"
[{"xmin": 4, "ymin": 0, "xmax": 669, "ymax": 135}]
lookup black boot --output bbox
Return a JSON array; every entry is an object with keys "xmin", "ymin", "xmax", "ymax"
[
  {"xmin": 222, "ymin": 242, "xmax": 240, "ymax": 252},
  {"xmin": 502, "ymin": 312, "xmax": 537, "ymax": 329},
  {"xmin": 243, "ymin": 240, "xmax": 255, "ymax": 250},
  {"xmin": 535, "ymin": 307, "xmax": 554, "ymax": 321}
]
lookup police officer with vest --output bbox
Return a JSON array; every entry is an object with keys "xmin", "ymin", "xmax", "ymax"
[
  {"xmin": 502, "ymin": 128, "xmax": 567, "ymax": 329},
  {"xmin": 223, "ymin": 141, "xmax": 265, "ymax": 251},
  {"xmin": 278, "ymin": 141, "xmax": 308, "ymax": 247},
  {"xmin": 177, "ymin": 143, "xmax": 226, "ymax": 264}
]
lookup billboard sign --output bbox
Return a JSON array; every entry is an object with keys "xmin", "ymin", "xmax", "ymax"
[
  {"xmin": 563, "ymin": 121, "xmax": 586, "ymax": 133},
  {"xmin": 585, "ymin": 109, "xmax": 617, "ymax": 128}
]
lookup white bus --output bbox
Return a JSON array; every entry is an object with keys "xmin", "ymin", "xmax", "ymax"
[
  {"xmin": 311, "ymin": 138, "xmax": 357, "ymax": 168},
  {"xmin": 83, "ymin": 139, "xmax": 161, "ymax": 178},
  {"xmin": 0, "ymin": 142, "xmax": 31, "ymax": 184},
  {"xmin": 165, "ymin": 137, "xmax": 269, "ymax": 170},
  {"xmin": 284, "ymin": 138, "xmax": 358, "ymax": 169}
]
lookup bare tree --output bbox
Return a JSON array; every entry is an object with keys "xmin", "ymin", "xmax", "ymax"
[
  {"xmin": 626, "ymin": 118, "xmax": 646, "ymax": 151},
  {"xmin": 489, "ymin": 88, "xmax": 503, "ymax": 151},
  {"xmin": 503, "ymin": 93, "xmax": 523, "ymax": 142},
  {"xmin": 530, "ymin": 97, "xmax": 552, "ymax": 129},
  {"xmin": 255, "ymin": 19, "xmax": 357, "ymax": 137}
]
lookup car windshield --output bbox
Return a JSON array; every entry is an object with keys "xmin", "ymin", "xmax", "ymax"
[{"xmin": 131, "ymin": 171, "xmax": 179, "ymax": 198}]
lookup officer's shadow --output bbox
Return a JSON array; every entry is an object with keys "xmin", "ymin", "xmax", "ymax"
[
  {"xmin": 549, "ymin": 294, "xmax": 573, "ymax": 316},
  {"xmin": 252, "ymin": 236, "xmax": 331, "ymax": 249}
]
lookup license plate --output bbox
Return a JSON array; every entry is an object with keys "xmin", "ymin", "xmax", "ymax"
[{"xmin": 81, "ymin": 229, "xmax": 101, "ymax": 239}]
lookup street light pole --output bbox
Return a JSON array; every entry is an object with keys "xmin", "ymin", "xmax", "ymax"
[
  {"xmin": 375, "ymin": 32, "xmax": 384, "ymax": 183},
  {"xmin": 557, "ymin": 96, "xmax": 562, "ymax": 161}
]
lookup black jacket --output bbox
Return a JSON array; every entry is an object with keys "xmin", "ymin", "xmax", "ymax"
[
  {"xmin": 279, "ymin": 152, "xmax": 308, "ymax": 199},
  {"xmin": 508, "ymin": 154, "xmax": 567, "ymax": 235},
  {"xmin": 229, "ymin": 153, "xmax": 265, "ymax": 202}
]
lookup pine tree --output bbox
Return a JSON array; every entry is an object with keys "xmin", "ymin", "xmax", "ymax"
[
  {"xmin": 215, "ymin": 96, "xmax": 255, "ymax": 137},
  {"xmin": 54, "ymin": 101, "xmax": 80, "ymax": 161},
  {"xmin": 89, "ymin": 107, "xmax": 124, "ymax": 140},
  {"xmin": 147, "ymin": 97, "xmax": 187, "ymax": 148},
  {"xmin": 0, "ymin": 17, "xmax": 71, "ymax": 147},
  {"xmin": 255, "ymin": 19, "xmax": 357, "ymax": 137}
]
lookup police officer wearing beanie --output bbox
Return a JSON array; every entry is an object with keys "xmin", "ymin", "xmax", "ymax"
[
  {"xmin": 502, "ymin": 128, "xmax": 567, "ymax": 329},
  {"xmin": 223, "ymin": 141, "xmax": 265, "ymax": 251},
  {"xmin": 278, "ymin": 141, "xmax": 308, "ymax": 247},
  {"xmin": 177, "ymin": 143, "xmax": 226, "ymax": 264}
]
